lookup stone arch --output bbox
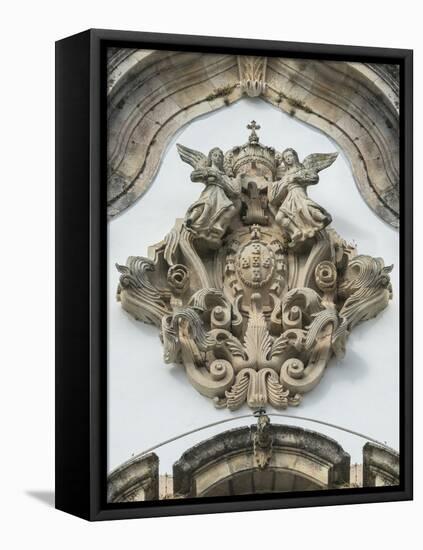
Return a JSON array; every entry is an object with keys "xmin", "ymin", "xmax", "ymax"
[
  {"xmin": 107, "ymin": 452, "xmax": 159, "ymax": 502},
  {"xmin": 362, "ymin": 442, "xmax": 400, "ymax": 487},
  {"xmin": 172, "ymin": 425, "xmax": 350, "ymax": 498},
  {"xmin": 107, "ymin": 49, "xmax": 399, "ymax": 227}
]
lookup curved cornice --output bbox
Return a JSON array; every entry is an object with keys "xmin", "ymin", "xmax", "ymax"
[
  {"xmin": 107, "ymin": 50, "xmax": 399, "ymax": 228},
  {"xmin": 172, "ymin": 424, "xmax": 350, "ymax": 496}
]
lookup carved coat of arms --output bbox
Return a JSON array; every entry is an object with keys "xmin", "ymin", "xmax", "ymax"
[{"xmin": 116, "ymin": 122, "xmax": 392, "ymax": 410}]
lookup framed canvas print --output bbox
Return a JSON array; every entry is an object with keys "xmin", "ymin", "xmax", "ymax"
[{"xmin": 55, "ymin": 29, "xmax": 413, "ymax": 521}]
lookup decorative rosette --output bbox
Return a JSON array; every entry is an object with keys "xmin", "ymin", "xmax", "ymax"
[
  {"xmin": 315, "ymin": 261, "xmax": 337, "ymax": 292},
  {"xmin": 167, "ymin": 264, "xmax": 190, "ymax": 292}
]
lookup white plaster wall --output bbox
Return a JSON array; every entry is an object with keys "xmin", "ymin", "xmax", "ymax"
[{"xmin": 107, "ymin": 97, "xmax": 399, "ymax": 474}]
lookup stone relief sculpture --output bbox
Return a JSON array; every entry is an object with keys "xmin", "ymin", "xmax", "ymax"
[
  {"xmin": 176, "ymin": 144, "xmax": 241, "ymax": 248},
  {"xmin": 269, "ymin": 148, "xmax": 336, "ymax": 246},
  {"xmin": 237, "ymin": 55, "xmax": 267, "ymax": 97},
  {"xmin": 116, "ymin": 122, "xmax": 393, "ymax": 411},
  {"xmin": 107, "ymin": 52, "xmax": 399, "ymax": 228}
]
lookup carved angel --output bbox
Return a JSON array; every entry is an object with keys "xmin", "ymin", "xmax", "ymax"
[
  {"xmin": 176, "ymin": 144, "xmax": 241, "ymax": 248},
  {"xmin": 268, "ymin": 148, "xmax": 338, "ymax": 246}
]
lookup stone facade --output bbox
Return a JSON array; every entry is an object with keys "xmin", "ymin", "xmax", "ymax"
[
  {"xmin": 173, "ymin": 423, "xmax": 350, "ymax": 498},
  {"xmin": 363, "ymin": 442, "xmax": 400, "ymax": 487},
  {"xmin": 107, "ymin": 452, "xmax": 159, "ymax": 503},
  {"xmin": 116, "ymin": 122, "xmax": 393, "ymax": 410},
  {"xmin": 107, "ymin": 49, "xmax": 400, "ymax": 505},
  {"xmin": 107, "ymin": 422, "xmax": 399, "ymax": 502},
  {"xmin": 107, "ymin": 50, "xmax": 399, "ymax": 228}
]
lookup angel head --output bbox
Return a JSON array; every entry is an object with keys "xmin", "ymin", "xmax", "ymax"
[
  {"xmin": 176, "ymin": 143, "xmax": 225, "ymax": 174},
  {"xmin": 208, "ymin": 147, "xmax": 224, "ymax": 170},
  {"xmin": 281, "ymin": 148, "xmax": 301, "ymax": 168}
]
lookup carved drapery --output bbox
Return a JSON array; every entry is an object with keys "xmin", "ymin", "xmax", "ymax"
[
  {"xmin": 107, "ymin": 49, "xmax": 399, "ymax": 228},
  {"xmin": 116, "ymin": 123, "xmax": 393, "ymax": 410}
]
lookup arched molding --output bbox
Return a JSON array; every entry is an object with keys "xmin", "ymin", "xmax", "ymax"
[
  {"xmin": 107, "ymin": 452, "xmax": 159, "ymax": 503},
  {"xmin": 107, "ymin": 50, "xmax": 399, "ymax": 227},
  {"xmin": 362, "ymin": 442, "xmax": 399, "ymax": 487},
  {"xmin": 172, "ymin": 424, "xmax": 350, "ymax": 498}
]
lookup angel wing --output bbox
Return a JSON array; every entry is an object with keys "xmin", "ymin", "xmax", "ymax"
[
  {"xmin": 303, "ymin": 152, "xmax": 338, "ymax": 173},
  {"xmin": 176, "ymin": 143, "xmax": 208, "ymax": 170}
]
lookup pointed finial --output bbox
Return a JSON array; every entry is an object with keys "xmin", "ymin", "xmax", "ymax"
[{"xmin": 247, "ymin": 120, "xmax": 260, "ymax": 143}]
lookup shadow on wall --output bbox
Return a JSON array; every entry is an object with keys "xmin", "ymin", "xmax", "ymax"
[{"xmin": 26, "ymin": 490, "xmax": 55, "ymax": 508}]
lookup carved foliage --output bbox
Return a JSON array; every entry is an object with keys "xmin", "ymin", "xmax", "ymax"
[
  {"xmin": 238, "ymin": 56, "xmax": 267, "ymax": 97},
  {"xmin": 116, "ymin": 123, "xmax": 393, "ymax": 410}
]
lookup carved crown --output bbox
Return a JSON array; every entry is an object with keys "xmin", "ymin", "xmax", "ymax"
[
  {"xmin": 224, "ymin": 121, "xmax": 280, "ymax": 180},
  {"xmin": 116, "ymin": 121, "xmax": 394, "ymax": 413}
]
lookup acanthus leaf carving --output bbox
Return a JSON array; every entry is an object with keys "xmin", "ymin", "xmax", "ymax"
[
  {"xmin": 238, "ymin": 57, "xmax": 267, "ymax": 98},
  {"xmin": 116, "ymin": 122, "xmax": 393, "ymax": 410}
]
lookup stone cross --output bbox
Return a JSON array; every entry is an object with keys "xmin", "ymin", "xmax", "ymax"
[{"xmin": 247, "ymin": 120, "xmax": 260, "ymax": 143}]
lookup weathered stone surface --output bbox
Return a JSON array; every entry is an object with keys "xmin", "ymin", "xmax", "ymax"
[
  {"xmin": 106, "ymin": 423, "xmax": 398, "ymax": 500},
  {"xmin": 107, "ymin": 50, "xmax": 399, "ymax": 228},
  {"xmin": 172, "ymin": 423, "xmax": 350, "ymax": 497},
  {"xmin": 107, "ymin": 452, "xmax": 159, "ymax": 503},
  {"xmin": 116, "ymin": 123, "xmax": 393, "ymax": 410},
  {"xmin": 363, "ymin": 442, "xmax": 400, "ymax": 487}
]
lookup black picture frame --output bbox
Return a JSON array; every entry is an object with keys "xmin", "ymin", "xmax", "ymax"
[{"xmin": 55, "ymin": 28, "xmax": 413, "ymax": 521}]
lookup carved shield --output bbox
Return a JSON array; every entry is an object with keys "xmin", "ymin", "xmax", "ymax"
[{"xmin": 116, "ymin": 124, "xmax": 393, "ymax": 410}]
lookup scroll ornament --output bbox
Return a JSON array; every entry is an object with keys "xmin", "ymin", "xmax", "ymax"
[{"xmin": 116, "ymin": 122, "xmax": 393, "ymax": 410}]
